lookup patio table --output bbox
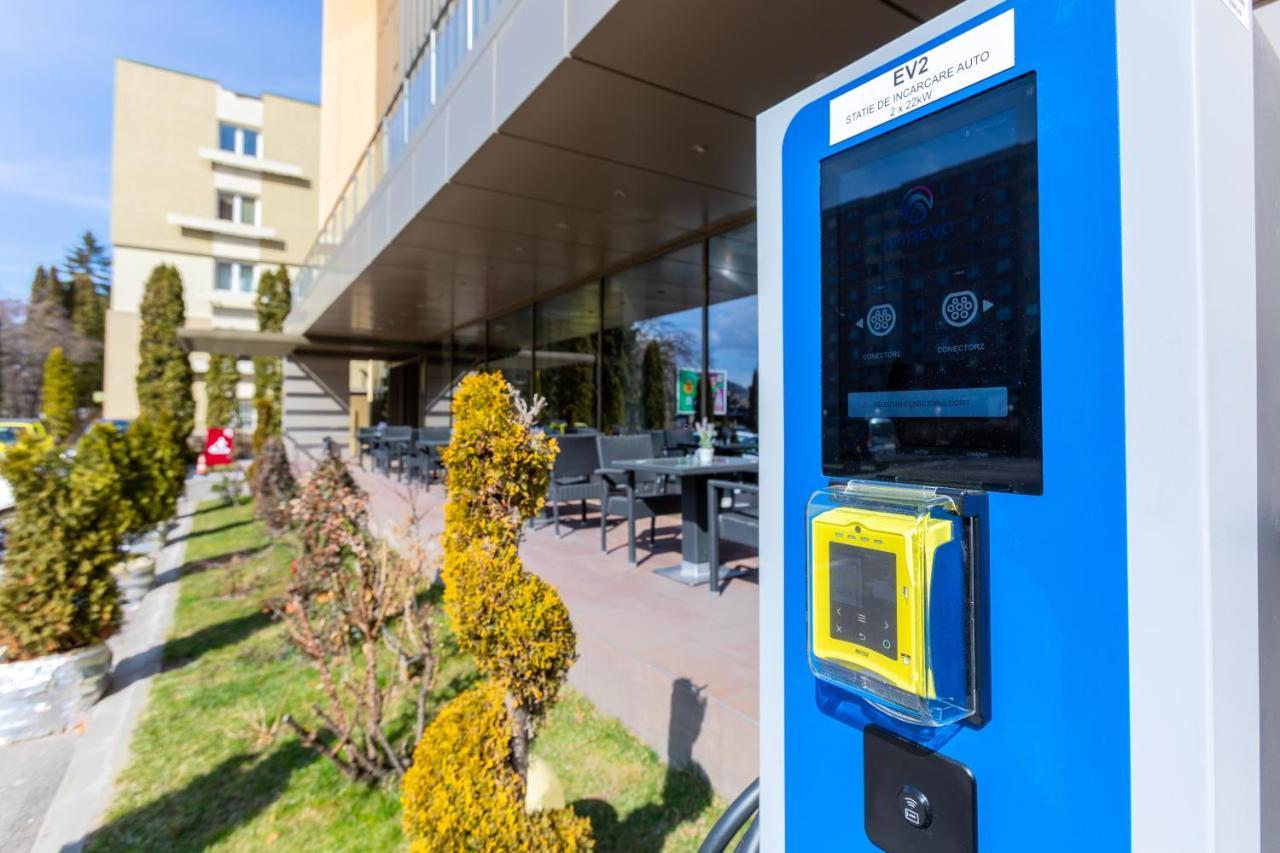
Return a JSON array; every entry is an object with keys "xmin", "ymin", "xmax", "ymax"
[{"xmin": 614, "ymin": 456, "xmax": 759, "ymax": 586}]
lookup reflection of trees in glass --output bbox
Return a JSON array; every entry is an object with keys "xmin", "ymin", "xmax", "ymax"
[
  {"xmin": 640, "ymin": 341, "xmax": 666, "ymax": 430},
  {"xmin": 600, "ymin": 326, "xmax": 634, "ymax": 433},
  {"xmin": 749, "ymin": 369, "xmax": 759, "ymax": 431},
  {"xmin": 540, "ymin": 334, "xmax": 595, "ymax": 430},
  {"xmin": 636, "ymin": 319, "xmax": 698, "ymax": 425}
]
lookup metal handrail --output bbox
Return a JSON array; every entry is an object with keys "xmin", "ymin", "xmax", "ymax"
[{"xmin": 295, "ymin": 0, "xmax": 501, "ymax": 308}]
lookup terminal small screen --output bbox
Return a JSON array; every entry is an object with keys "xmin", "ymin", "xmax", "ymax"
[
  {"xmin": 820, "ymin": 74, "xmax": 1042, "ymax": 493},
  {"xmin": 828, "ymin": 542, "xmax": 897, "ymax": 659}
]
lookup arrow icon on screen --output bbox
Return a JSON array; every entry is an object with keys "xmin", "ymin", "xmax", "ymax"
[
  {"xmin": 983, "ymin": 299, "xmax": 994, "ymax": 312},
  {"xmin": 855, "ymin": 318, "xmax": 865, "ymax": 329}
]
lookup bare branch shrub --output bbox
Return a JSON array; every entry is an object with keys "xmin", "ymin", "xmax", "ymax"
[{"xmin": 277, "ymin": 458, "xmax": 437, "ymax": 782}]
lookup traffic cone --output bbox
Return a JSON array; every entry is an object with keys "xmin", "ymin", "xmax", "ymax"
[{"xmin": 196, "ymin": 453, "xmax": 208, "ymax": 476}]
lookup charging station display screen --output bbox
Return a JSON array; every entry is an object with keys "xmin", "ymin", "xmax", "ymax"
[
  {"xmin": 828, "ymin": 542, "xmax": 897, "ymax": 658},
  {"xmin": 820, "ymin": 74, "xmax": 1042, "ymax": 493}
]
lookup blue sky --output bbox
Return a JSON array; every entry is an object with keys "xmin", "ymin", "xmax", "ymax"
[{"xmin": 0, "ymin": 1, "xmax": 321, "ymax": 300}]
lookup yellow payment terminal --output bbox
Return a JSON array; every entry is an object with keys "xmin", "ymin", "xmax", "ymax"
[{"xmin": 811, "ymin": 506, "xmax": 952, "ymax": 698}]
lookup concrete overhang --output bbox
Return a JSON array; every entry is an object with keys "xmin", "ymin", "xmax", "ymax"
[
  {"xmin": 177, "ymin": 327, "xmax": 422, "ymax": 362},
  {"xmin": 290, "ymin": 0, "xmax": 961, "ymax": 344}
]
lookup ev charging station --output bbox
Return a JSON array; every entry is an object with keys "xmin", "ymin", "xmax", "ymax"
[{"xmin": 756, "ymin": 1, "xmax": 1268, "ymax": 850}]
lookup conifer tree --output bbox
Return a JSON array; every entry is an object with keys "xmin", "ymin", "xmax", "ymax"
[
  {"xmin": 136, "ymin": 264, "xmax": 194, "ymax": 440},
  {"xmin": 29, "ymin": 265, "xmax": 71, "ymax": 314},
  {"xmin": 63, "ymin": 230, "xmax": 112, "ymax": 295},
  {"xmin": 70, "ymin": 274, "xmax": 106, "ymax": 409},
  {"xmin": 41, "ymin": 346, "xmax": 77, "ymax": 445},
  {"xmin": 252, "ymin": 266, "xmax": 291, "ymax": 454},
  {"xmin": 204, "ymin": 353, "xmax": 238, "ymax": 428}
]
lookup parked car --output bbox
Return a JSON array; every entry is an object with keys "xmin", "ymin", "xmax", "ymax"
[{"xmin": 0, "ymin": 419, "xmax": 48, "ymax": 454}]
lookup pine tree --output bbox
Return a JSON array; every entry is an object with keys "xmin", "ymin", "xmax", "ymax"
[
  {"xmin": 29, "ymin": 265, "xmax": 72, "ymax": 313},
  {"xmin": 41, "ymin": 346, "xmax": 78, "ymax": 445},
  {"xmin": 71, "ymin": 274, "xmax": 106, "ymax": 409},
  {"xmin": 204, "ymin": 353, "xmax": 238, "ymax": 428},
  {"xmin": 63, "ymin": 230, "xmax": 112, "ymax": 296},
  {"xmin": 252, "ymin": 266, "xmax": 291, "ymax": 454},
  {"xmin": 136, "ymin": 264, "xmax": 194, "ymax": 440}
]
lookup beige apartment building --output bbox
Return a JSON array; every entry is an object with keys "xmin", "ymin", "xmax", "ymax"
[{"xmin": 104, "ymin": 59, "xmax": 319, "ymax": 433}]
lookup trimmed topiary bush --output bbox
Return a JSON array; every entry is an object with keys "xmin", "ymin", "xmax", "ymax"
[
  {"xmin": 250, "ymin": 436, "xmax": 295, "ymax": 534},
  {"xmin": 401, "ymin": 372, "xmax": 590, "ymax": 849},
  {"xmin": 402, "ymin": 682, "xmax": 593, "ymax": 851},
  {"xmin": 0, "ymin": 424, "xmax": 127, "ymax": 659}
]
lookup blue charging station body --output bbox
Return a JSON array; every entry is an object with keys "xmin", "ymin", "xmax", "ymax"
[{"xmin": 774, "ymin": 2, "xmax": 1131, "ymax": 848}]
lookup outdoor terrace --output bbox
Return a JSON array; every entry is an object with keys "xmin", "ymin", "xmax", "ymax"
[{"xmin": 350, "ymin": 463, "xmax": 761, "ymax": 797}]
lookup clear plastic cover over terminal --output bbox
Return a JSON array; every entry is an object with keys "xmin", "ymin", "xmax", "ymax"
[{"xmin": 806, "ymin": 481, "xmax": 977, "ymax": 727}]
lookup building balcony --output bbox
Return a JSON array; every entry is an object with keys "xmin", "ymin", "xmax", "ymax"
[{"xmin": 285, "ymin": 0, "xmax": 941, "ymax": 346}]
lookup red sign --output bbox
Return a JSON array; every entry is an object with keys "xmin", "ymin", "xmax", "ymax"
[{"xmin": 204, "ymin": 428, "xmax": 235, "ymax": 467}]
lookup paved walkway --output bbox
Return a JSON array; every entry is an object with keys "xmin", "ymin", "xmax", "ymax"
[
  {"xmin": 353, "ymin": 464, "xmax": 761, "ymax": 797},
  {"xmin": 0, "ymin": 473, "xmax": 210, "ymax": 853}
]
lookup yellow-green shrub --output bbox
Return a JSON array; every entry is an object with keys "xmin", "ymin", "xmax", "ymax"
[
  {"xmin": 402, "ymin": 372, "xmax": 590, "ymax": 849},
  {"xmin": 402, "ymin": 682, "xmax": 592, "ymax": 852},
  {"xmin": 444, "ymin": 539, "xmax": 575, "ymax": 717}
]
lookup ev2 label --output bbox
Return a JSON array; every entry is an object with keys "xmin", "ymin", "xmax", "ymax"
[{"xmin": 829, "ymin": 9, "xmax": 1015, "ymax": 146}]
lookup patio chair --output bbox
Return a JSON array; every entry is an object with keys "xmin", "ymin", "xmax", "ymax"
[
  {"xmin": 406, "ymin": 426, "xmax": 451, "ymax": 489},
  {"xmin": 707, "ymin": 479, "xmax": 759, "ymax": 596},
  {"xmin": 544, "ymin": 434, "xmax": 600, "ymax": 536},
  {"xmin": 663, "ymin": 428, "xmax": 696, "ymax": 457},
  {"xmin": 596, "ymin": 434, "xmax": 682, "ymax": 565},
  {"xmin": 374, "ymin": 425, "xmax": 413, "ymax": 477},
  {"xmin": 356, "ymin": 426, "xmax": 378, "ymax": 469}
]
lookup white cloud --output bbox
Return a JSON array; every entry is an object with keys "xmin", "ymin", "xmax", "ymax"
[{"xmin": 0, "ymin": 160, "xmax": 109, "ymax": 213}]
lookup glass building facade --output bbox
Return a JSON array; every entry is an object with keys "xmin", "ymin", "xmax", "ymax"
[{"xmin": 415, "ymin": 221, "xmax": 758, "ymax": 438}]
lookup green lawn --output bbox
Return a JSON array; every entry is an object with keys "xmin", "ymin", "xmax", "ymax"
[{"xmin": 89, "ymin": 498, "xmax": 731, "ymax": 851}]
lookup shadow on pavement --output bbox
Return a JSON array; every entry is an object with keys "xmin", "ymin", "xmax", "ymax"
[
  {"xmin": 573, "ymin": 677, "xmax": 714, "ymax": 852},
  {"xmin": 74, "ymin": 740, "xmax": 315, "ymax": 852}
]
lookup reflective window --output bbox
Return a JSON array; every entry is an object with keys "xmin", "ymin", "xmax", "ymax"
[
  {"xmin": 422, "ymin": 338, "xmax": 452, "ymax": 428},
  {"xmin": 215, "ymin": 260, "xmax": 233, "ymax": 292},
  {"xmin": 602, "ymin": 243, "xmax": 703, "ymax": 433},
  {"xmin": 487, "ymin": 306, "xmax": 534, "ymax": 402},
  {"xmin": 708, "ymin": 222, "xmax": 759, "ymax": 439},
  {"xmin": 215, "ymin": 260, "xmax": 255, "ymax": 294},
  {"xmin": 537, "ymin": 283, "xmax": 598, "ymax": 431},
  {"xmin": 216, "ymin": 192, "xmax": 258, "ymax": 225},
  {"xmin": 218, "ymin": 123, "xmax": 261, "ymax": 158}
]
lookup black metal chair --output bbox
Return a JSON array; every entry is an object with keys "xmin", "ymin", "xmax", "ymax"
[
  {"xmin": 374, "ymin": 425, "xmax": 413, "ymax": 477},
  {"xmin": 544, "ymin": 434, "xmax": 600, "ymax": 536},
  {"xmin": 707, "ymin": 479, "xmax": 759, "ymax": 596},
  {"xmin": 405, "ymin": 427, "xmax": 450, "ymax": 488},
  {"xmin": 356, "ymin": 427, "xmax": 378, "ymax": 469},
  {"xmin": 596, "ymin": 434, "xmax": 682, "ymax": 565},
  {"xmin": 663, "ymin": 428, "xmax": 695, "ymax": 457}
]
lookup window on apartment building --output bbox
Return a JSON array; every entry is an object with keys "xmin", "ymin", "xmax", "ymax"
[
  {"xmin": 237, "ymin": 399, "xmax": 256, "ymax": 432},
  {"xmin": 216, "ymin": 191, "xmax": 259, "ymax": 226},
  {"xmin": 218, "ymin": 123, "xmax": 261, "ymax": 158},
  {"xmin": 215, "ymin": 260, "xmax": 256, "ymax": 294}
]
